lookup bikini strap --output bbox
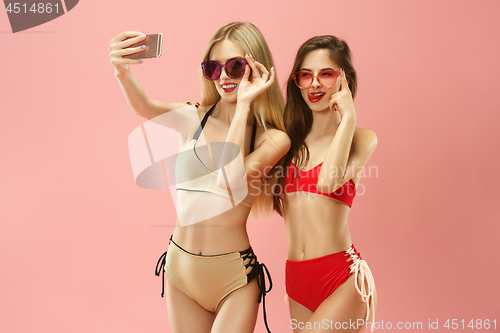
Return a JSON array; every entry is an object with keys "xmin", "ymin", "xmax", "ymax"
[
  {"xmin": 250, "ymin": 118, "xmax": 257, "ymax": 154},
  {"xmin": 193, "ymin": 104, "xmax": 257, "ymax": 155},
  {"xmin": 193, "ymin": 103, "xmax": 217, "ymax": 141}
]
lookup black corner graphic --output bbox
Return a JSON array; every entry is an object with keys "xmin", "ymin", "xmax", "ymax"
[
  {"xmin": 5, "ymin": 0, "xmax": 79, "ymax": 33},
  {"xmin": 64, "ymin": 0, "xmax": 77, "ymax": 12}
]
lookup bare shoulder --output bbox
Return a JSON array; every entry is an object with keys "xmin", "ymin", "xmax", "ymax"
[
  {"xmin": 257, "ymin": 124, "xmax": 291, "ymax": 151},
  {"xmin": 196, "ymin": 104, "xmax": 214, "ymax": 117},
  {"xmin": 353, "ymin": 127, "xmax": 378, "ymax": 153},
  {"xmin": 193, "ymin": 104, "xmax": 220, "ymax": 125},
  {"xmin": 267, "ymin": 127, "xmax": 291, "ymax": 147}
]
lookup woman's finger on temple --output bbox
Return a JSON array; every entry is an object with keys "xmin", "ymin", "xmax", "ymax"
[
  {"xmin": 341, "ymin": 69, "xmax": 350, "ymax": 92},
  {"xmin": 246, "ymin": 54, "xmax": 261, "ymax": 78}
]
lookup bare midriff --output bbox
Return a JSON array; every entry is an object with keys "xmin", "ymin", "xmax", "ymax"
[
  {"xmin": 172, "ymin": 180, "xmax": 260, "ymax": 256},
  {"xmin": 283, "ymin": 192, "xmax": 353, "ymax": 261}
]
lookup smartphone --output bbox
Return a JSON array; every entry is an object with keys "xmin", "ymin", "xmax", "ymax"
[{"xmin": 123, "ymin": 33, "xmax": 163, "ymax": 59}]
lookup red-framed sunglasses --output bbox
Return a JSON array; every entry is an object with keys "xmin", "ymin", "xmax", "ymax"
[
  {"xmin": 292, "ymin": 70, "xmax": 341, "ymax": 89},
  {"xmin": 201, "ymin": 57, "xmax": 248, "ymax": 81}
]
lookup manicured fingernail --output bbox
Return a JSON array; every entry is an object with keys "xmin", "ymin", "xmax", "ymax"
[
  {"xmin": 138, "ymin": 60, "xmax": 143, "ymax": 63},
  {"xmin": 140, "ymin": 45, "xmax": 146, "ymax": 49}
]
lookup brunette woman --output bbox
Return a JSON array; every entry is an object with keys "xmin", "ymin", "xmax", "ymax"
[{"xmin": 275, "ymin": 35, "xmax": 377, "ymax": 332}]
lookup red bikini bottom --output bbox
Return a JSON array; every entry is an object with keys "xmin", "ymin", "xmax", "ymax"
[{"xmin": 285, "ymin": 245, "xmax": 375, "ymax": 330}]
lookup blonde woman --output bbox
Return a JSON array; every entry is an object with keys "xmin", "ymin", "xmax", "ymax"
[{"xmin": 109, "ymin": 22, "xmax": 289, "ymax": 333}]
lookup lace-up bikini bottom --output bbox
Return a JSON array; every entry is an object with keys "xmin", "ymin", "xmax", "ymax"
[
  {"xmin": 155, "ymin": 236, "xmax": 273, "ymax": 332},
  {"xmin": 285, "ymin": 245, "xmax": 375, "ymax": 329}
]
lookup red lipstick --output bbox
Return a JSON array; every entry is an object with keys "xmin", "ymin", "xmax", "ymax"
[
  {"xmin": 221, "ymin": 83, "xmax": 237, "ymax": 93},
  {"xmin": 308, "ymin": 92, "xmax": 325, "ymax": 103}
]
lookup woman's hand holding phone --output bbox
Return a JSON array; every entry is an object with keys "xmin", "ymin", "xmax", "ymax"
[{"xmin": 109, "ymin": 31, "xmax": 147, "ymax": 76}]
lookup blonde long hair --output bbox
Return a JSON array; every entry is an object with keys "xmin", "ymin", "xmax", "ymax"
[{"xmin": 200, "ymin": 22, "xmax": 285, "ymax": 219}]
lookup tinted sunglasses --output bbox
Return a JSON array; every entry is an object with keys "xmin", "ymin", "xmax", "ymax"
[
  {"xmin": 292, "ymin": 70, "xmax": 341, "ymax": 89},
  {"xmin": 201, "ymin": 57, "xmax": 248, "ymax": 81}
]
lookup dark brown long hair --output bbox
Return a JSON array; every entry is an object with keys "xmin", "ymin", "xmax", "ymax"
[{"xmin": 272, "ymin": 35, "xmax": 357, "ymax": 216}]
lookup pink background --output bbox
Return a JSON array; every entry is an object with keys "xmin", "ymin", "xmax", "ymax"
[{"xmin": 1, "ymin": 0, "xmax": 499, "ymax": 332}]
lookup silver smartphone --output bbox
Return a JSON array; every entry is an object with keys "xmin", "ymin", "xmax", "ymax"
[{"xmin": 123, "ymin": 33, "xmax": 163, "ymax": 59}]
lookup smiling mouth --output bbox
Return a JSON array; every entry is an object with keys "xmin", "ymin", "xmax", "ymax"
[
  {"xmin": 221, "ymin": 83, "xmax": 237, "ymax": 93},
  {"xmin": 308, "ymin": 92, "xmax": 325, "ymax": 103}
]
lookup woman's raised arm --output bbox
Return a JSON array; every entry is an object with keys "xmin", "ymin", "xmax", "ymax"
[{"xmin": 109, "ymin": 31, "xmax": 191, "ymax": 120}]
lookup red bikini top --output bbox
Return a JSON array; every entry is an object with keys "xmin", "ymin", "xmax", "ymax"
[{"xmin": 284, "ymin": 161, "xmax": 356, "ymax": 207}]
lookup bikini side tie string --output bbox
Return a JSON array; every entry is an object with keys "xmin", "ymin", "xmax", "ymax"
[
  {"xmin": 346, "ymin": 246, "xmax": 376, "ymax": 332},
  {"xmin": 155, "ymin": 251, "xmax": 168, "ymax": 297},
  {"xmin": 256, "ymin": 263, "xmax": 273, "ymax": 333}
]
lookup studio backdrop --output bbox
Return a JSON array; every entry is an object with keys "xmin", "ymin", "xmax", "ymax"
[{"xmin": 1, "ymin": 0, "xmax": 499, "ymax": 332}]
